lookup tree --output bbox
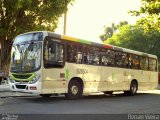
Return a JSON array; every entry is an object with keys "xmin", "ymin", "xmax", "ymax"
[
  {"xmin": 0, "ymin": 0, "xmax": 73, "ymax": 73},
  {"xmin": 130, "ymin": 0, "xmax": 160, "ymax": 31},
  {"xmin": 99, "ymin": 21, "xmax": 128, "ymax": 42},
  {"xmin": 105, "ymin": 24, "xmax": 160, "ymax": 58}
]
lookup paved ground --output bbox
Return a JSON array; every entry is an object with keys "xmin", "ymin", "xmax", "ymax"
[
  {"xmin": 1, "ymin": 83, "xmax": 160, "ymax": 120},
  {"xmin": 1, "ymin": 89, "xmax": 160, "ymax": 113}
]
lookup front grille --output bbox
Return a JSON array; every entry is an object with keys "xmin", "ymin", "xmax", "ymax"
[
  {"xmin": 15, "ymin": 80, "xmax": 29, "ymax": 83},
  {"xmin": 16, "ymin": 85, "xmax": 27, "ymax": 89},
  {"xmin": 12, "ymin": 74, "xmax": 32, "ymax": 79}
]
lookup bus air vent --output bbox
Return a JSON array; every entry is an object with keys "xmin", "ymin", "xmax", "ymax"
[
  {"xmin": 16, "ymin": 85, "xmax": 27, "ymax": 89},
  {"xmin": 12, "ymin": 74, "xmax": 32, "ymax": 79}
]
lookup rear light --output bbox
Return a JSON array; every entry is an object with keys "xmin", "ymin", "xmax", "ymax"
[{"xmin": 30, "ymin": 86, "xmax": 37, "ymax": 90}]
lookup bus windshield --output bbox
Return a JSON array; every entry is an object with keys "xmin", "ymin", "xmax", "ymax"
[{"xmin": 10, "ymin": 42, "xmax": 41, "ymax": 72}]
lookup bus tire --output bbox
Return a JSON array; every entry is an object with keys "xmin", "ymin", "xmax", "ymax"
[
  {"xmin": 124, "ymin": 80, "xmax": 138, "ymax": 96},
  {"xmin": 65, "ymin": 80, "xmax": 83, "ymax": 99},
  {"xmin": 40, "ymin": 94, "xmax": 52, "ymax": 98}
]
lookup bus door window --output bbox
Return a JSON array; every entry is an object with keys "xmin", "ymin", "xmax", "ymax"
[
  {"xmin": 48, "ymin": 42, "xmax": 56, "ymax": 62},
  {"xmin": 56, "ymin": 44, "xmax": 64, "ymax": 62},
  {"xmin": 44, "ymin": 38, "xmax": 64, "ymax": 68}
]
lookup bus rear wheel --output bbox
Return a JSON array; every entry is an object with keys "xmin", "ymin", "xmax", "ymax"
[
  {"xmin": 65, "ymin": 80, "xmax": 83, "ymax": 99},
  {"xmin": 124, "ymin": 81, "xmax": 138, "ymax": 96}
]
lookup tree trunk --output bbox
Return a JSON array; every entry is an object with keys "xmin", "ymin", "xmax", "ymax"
[{"xmin": 0, "ymin": 37, "xmax": 12, "ymax": 76}]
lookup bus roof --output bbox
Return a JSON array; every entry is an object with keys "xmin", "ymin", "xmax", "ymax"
[{"xmin": 18, "ymin": 31, "xmax": 157, "ymax": 59}]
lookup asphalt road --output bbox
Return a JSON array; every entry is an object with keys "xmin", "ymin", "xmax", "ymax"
[{"xmin": 0, "ymin": 90, "xmax": 160, "ymax": 120}]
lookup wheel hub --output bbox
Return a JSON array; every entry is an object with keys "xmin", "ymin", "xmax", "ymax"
[
  {"xmin": 131, "ymin": 84, "xmax": 137, "ymax": 93},
  {"xmin": 71, "ymin": 85, "xmax": 78, "ymax": 95}
]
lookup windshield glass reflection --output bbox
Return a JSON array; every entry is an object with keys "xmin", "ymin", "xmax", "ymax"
[{"xmin": 11, "ymin": 42, "xmax": 41, "ymax": 72}]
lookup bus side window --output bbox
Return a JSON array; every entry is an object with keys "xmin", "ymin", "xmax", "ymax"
[
  {"xmin": 101, "ymin": 49, "xmax": 114, "ymax": 66},
  {"xmin": 86, "ymin": 47, "xmax": 100, "ymax": 65},
  {"xmin": 101, "ymin": 49, "xmax": 108, "ymax": 66},
  {"xmin": 83, "ymin": 46, "xmax": 89, "ymax": 64},
  {"xmin": 132, "ymin": 55, "xmax": 140, "ymax": 69},
  {"xmin": 83, "ymin": 52, "xmax": 88, "ymax": 64},
  {"xmin": 92, "ymin": 47, "xmax": 100, "ymax": 65},
  {"xmin": 140, "ymin": 57, "xmax": 148, "ymax": 70},
  {"xmin": 115, "ymin": 51, "xmax": 123, "ymax": 67},
  {"xmin": 149, "ymin": 58, "xmax": 157, "ymax": 71},
  {"xmin": 67, "ymin": 43, "xmax": 77, "ymax": 63},
  {"xmin": 76, "ymin": 45, "xmax": 83, "ymax": 64},
  {"xmin": 128, "ymin": 55, "xmax": 132, "ymax": 68},
  {"xmin": 122, "ymin": 53, "xmax": 129, "ymax": 68}
]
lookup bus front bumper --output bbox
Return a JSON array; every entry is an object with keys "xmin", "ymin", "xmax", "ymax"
[{"xmin": 9, "ymin": 82, "xmax": 41, "ymax": 94}]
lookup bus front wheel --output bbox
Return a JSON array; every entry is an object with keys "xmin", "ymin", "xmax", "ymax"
[{"xmin": 65, "ymin": 80, "xmax": 83, "ymax": 99}]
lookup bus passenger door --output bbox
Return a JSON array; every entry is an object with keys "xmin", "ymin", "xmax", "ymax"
[{"xmin": 42, "ymin": 37, "xmax": 66, "ymax": 94}]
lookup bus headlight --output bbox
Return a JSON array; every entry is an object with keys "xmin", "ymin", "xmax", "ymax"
[{"xmin": 29, "ymin": 74, "xmax": 41, "ymax": 84}]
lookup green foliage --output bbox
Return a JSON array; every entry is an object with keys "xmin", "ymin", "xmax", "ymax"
[
  {"xmin": 105, "ymin": 25, "xmax": 160, "ymax": 58},
  {"xmin": 100, "ymin": 21, "xmax": 128, "ymax": 42},
  {"xmin": 101, "ymin": 0, "xmax": 160, "ymax": 70},
  {"xmin": 130, "ymin": 0, "xmax": 160, "ymax": 31},
  {"xmin": 0, "ymin": 0, "xmax": 73, "ymax": 37},
  {"xmin": 0, "ymin": 0, "xmax": 73, "ymax": 72}
]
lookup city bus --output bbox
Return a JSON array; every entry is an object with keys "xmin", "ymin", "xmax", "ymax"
[{"xmin": 9, "ymin": 31, "xmax": 158, "ymax": 99}]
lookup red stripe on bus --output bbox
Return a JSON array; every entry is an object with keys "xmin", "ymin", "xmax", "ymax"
[{"xmin": 103, "ymin": 45, "xmax": 113, "ymax": 49}]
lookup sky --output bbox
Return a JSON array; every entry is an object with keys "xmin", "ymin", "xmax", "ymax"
[{"xmin": 55, "ymin": 0, "xmax": 141, "ymax": 43}]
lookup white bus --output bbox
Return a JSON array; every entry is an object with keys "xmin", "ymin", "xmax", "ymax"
[{"xmin": 9, "ymin": 31, "xmax": 158, "ymax": 99}]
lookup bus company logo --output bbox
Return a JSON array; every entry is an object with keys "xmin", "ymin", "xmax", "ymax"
[{"xmin": 77, "ymin": 69, "xmax": 88, "ymax": 74}]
